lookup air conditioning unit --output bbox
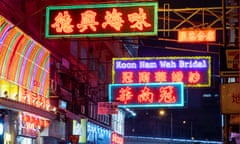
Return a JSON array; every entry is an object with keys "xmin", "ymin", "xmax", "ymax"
[{"xmin": 50, "ymin": 79, "xmax": 57, "ymax": 93}]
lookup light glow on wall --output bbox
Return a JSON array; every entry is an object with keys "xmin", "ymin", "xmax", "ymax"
[
  {"xmin": 109, "ymin": 82, "xmax": 184, "ymax": 108},
  {"xmin": 0, "ymin": 15, "xmax": 50, "ymax": 97},
  {"xmin": 45, "ymin": 2, "xmax": 158, "ymax": 38},
  {"xmin": 112, "ymin": 56, "xmax": 211, "ymax": 87}
]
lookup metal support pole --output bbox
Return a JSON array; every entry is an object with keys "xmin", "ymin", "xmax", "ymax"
[
  {"xmin": 170, "ymin": 112, "xmax": 173, "ymax": 138},
  {"xmin": 190, "ymin": 122, "xmax": 193, "ymax": 139}
]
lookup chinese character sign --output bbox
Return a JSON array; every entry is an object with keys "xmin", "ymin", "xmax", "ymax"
[
  {"xmin": 112, "ymin": 56, "xmax": 211, "ymax": 87},
  {"xmin": 108, "ymin": 82, "xmax": 184, "ymax": 108},
  {"xmin": 45, "ymin": 2, "xmax": 158, "ymax": 38},
  {"xmin": 178, "ymin": 29, "xmax": 216, "ymax": 42},
  {"xmin": 221, "ymin": 83, "xmax": 240, "ymax": 114}
]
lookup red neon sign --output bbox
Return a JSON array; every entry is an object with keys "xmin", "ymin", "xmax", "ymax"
[
  {"xmin": 45, "ymin": 2, "xmax": 158, "ymax": 38},
  {"xmin": 120, "ymin": 71, "xmax": 201, "ymax": 84},
  {"xmin": 178, "ymin": 29, "xmax": 216, "ymax": 42},
  {"xmin": 109, "ymin": 83, "xmax": 184, "ymax": 108},
  {"xmin": 111, "ymin": 132, "xmax": 124, "ymax": 144}
]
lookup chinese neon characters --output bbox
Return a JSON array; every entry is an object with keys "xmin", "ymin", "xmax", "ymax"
[
  {"xmin": 51, "ymin": 8, "xmax": 152, "ymax": 33},
  {"xmin": 102, "ymin": 8, "xmax": 124, "ymax": 31},
  {"xmin": 115, "ymin": 85, "xmax": 178, "ymax": 105},
  {"xmin": 77, "ymin": 10, "xmax": 99, "ymax": 32},
  {"xmin": 116, "ymin": 87, "xmax": 133, "ymax": 104},
  {"xmin": 51, "ymin": 11, "xmax": 74, "ymax": 33},
  {"xmin": 121, "ymin": 71, "xmax": 201, "ymax": 84},
  {"xmin": 178, "ymin": 29, "xmax": 216, "ymax": 42},
  {"xmin": 128, "ymin": 8, "xmax": 151, "ymax": 31}
]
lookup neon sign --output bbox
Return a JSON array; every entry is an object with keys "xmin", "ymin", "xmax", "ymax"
[
  {"xmin": 18, "ymin": 87, "xmax": 51, "ymax": 111},
  {"xmin": 45, "ymin": 2, "xmax": 158, "ymax": 38},
  {"xmin": 178, "ymin": 29, "xmax": 216, "ymax": 42},
  {"xmin": 108, "ymin": 82, "xmax": 184, "ymax": 108},
  {"xmin": 112, "ymin": 56, "xmax": 211, "ymax": 87},
  {"xmin": 111, "ymin": 132, "xmax": 124, "ymax": 144}
]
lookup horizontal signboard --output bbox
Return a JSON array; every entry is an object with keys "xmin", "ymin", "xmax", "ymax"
[
  {"xmin": 178, "ymin": 29, "xmax": 216, "ymax": 42},
  {"xmin": 108, "ymin": 82, "xmax": 184, "ymax": 108},
  {"xmin": 97, "ymin": 102, "xmax": 119, "ymax": 115},
  {"xmin": 112, "ymin": 56, "xmax": 211, "ymax": 87},
  {"xmin": 45, "ymin": 2, "xmax": 158, "ymax": 38}
]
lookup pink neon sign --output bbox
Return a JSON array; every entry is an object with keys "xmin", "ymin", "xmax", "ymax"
[{"xmin": 112, "ymin": 57, "xmax": 211, "ymax": 87}]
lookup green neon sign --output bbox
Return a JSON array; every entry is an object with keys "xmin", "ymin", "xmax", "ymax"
[{"xmin": 45, "ymin": 2, "xmax": 158, "ymax": 38}]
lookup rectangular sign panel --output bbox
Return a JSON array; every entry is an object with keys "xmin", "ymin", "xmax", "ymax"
[
  {"xmin": 178, "ymin": 29, "xmax": 216, "ymax": 42},
  {"xmin": 109, "ymin": 82, "xmax": 184, "ymax": 108},
  {"xmin": 97, "ymin": 102, "xmax": 119, "ymax": 115},
  {"xmin": 221, "ymin": 83, "xmax": 240, "ymax": 114},
  {"xmin": 45, "ymin": 2, "xmax": 158, "ymax": 38},
  {"xmin": 225, "ymin": 49, "xmax": 239, "ymax": 70},
  {"xmin": 112, "ymin": 56, "xmax": 211, "ymax": 87}
]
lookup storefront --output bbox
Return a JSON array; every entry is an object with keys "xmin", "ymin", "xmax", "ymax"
[
  {"xmin": 0, "ymin": 15, "xmax": 56, "ymax": 144},
  {"xmin": 87, "ymin": 121, "xmax": 111, "ymax": 144}
]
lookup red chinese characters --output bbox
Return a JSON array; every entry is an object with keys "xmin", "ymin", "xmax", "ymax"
[
  {"xmin": 77, "ymin": 10, "xmax": 99, "ymax": 32},
  {"xmin": 158, "ymin": 86, "xmax": 176, "ymax": 103},
  {"xmin": 138, "ymin": 86, "xmax": 154, "ymax": 103},
  {"xmin": 116, "ymin": 87, "xmax": 134, "ymax": 104},
  {"xmin": 120, "ymin": 70, "xmax": 202, "ymax": 84},
  {"xmin": 128, "ymin": 8, "xmax": 151, "ymax": 31},
  {"xmin": 50, "ymin": 8, "xmax": 152, "ymax": 33},
  {"xmin": 102, "ymin": 8, "xmax": 125, "ymax": 31},
  {"xmin": 115, "ymin": 85, "xmax": 178, "ymax": 104},
  {"xmin": 51, "ymin": 11, "xmax": 74, "ymax": 33},
  {"xmin": 121, "ymin": 72, "xmax": 134, "ymax": 83}
]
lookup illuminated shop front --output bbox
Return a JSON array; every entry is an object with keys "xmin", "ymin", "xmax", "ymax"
[
  {"xmin": 0, "ymin": 15, "xmax": 56, "ymax": 144},
  {"xmin": 111, "ymin": 110, "xmax": 125, "ymax": 144},
  {"xmin": 71, "ymin": 119, "xmax": 87, "ymax": 144},
  {"xmin": 87, "ymin": 121, "xmax": 111, "ymax": 144}
]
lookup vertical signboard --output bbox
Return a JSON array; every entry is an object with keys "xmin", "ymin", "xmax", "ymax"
[{"xmin": 221, "ymin": 83, "xmax": 240, "ymax": 114}]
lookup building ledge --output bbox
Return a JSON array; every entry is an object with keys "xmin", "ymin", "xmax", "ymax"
[{"xmin": 0, "ymin": 97, "xmax": 56, "ymax": 120}]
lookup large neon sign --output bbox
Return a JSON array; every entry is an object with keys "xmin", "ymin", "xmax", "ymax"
[
  {"xmin": 45, "ymin": 2, "xmax": 158, "ymax": 38},
  {"xmin": 109, "ymin": 82, "xmax": 184, "ymax": 108},
  {"xmin": 112, "ymin": 56, "xmax": 211, "ymax": 87}
]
